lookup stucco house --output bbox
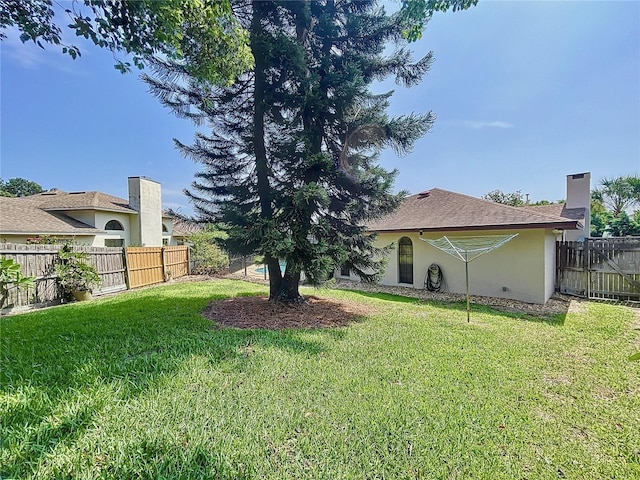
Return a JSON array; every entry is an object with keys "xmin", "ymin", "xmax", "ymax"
[
  {"xmin": 0, "ymin": 177, "xmax": 187, "ymax": 247},
  {"xmin": 339, "ymin": 173, "xmax": 591, "ymax": 304}
]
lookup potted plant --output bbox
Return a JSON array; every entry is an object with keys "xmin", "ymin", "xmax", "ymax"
[{"xmin": 55, "ymin": 244, "xmax": 101, "ymax": 301}]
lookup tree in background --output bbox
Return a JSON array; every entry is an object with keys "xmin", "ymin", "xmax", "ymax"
[
  {"xmin": 146, "ymin": 0, "xmax": 438, "ymax": 302},
  {"xmin": 591, "ymin": 175, "xmax": 640, "ymax": 237},
  {"xmin": 589, "ymin": 196, "xmax": 611, "ymax": 238},
  {"xmin": 0, "ymin": 178, "xmax": 44, "ymax": 197},
  {"xmin": 592, "ymin": 175, "xmax": 639, "ymax": 217},
  {"xmin": 482, "ymin": 190, "xmax": 525, "ymax": 207},
  {"xmin": 0, "ymin": 0, "xmax": 252, "ymax": 84},
  {"xmin": 606, "ymin": 212, "xmax": 640, "ymax": 237},
  {"xmin": 482, "ymin": 189, "xmax": 562, "ymax": 207}
]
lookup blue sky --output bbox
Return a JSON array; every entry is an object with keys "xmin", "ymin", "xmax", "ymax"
[{"xmin": 2, "ymin": 1, "xmax": 639, "ymax": 214}]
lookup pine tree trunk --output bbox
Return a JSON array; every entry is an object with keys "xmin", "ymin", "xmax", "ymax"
[
  {"xmin": 251, "ymin": 1, "xmax": 282, "ymax": 299},
  {"xmin": 266, "ymin": 255, "xmax": 283, "ymax": 301},
  {"xmin": 275, "ymin": 270, "xmax": 304, "ymax": 304}
]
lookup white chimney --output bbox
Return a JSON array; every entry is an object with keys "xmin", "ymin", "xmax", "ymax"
[
  {"xmin": 128, "ymin": 177, "xmax": 162, "ymax": 246},
  {"xmin": 565, "ymin": 172, "xmax": 591, "ymax": 241}
]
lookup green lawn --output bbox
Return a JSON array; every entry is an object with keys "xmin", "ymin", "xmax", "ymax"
[{"xmin": 1, "ymin": 280, "xmax": 639, "ymax": 479}]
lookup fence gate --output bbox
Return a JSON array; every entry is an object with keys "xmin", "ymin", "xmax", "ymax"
[
  {"xmin": 556, "ymin": 238, "xmax": 640, "ymax": 301},
  {"xmin": 125, "ymin": 246, "xmax": 189, "ymax": 289}
]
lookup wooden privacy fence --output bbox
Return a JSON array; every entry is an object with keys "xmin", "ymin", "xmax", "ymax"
[
  {"xmin": 0, "ymin": 243, "xmax": 127, "ymax": 310},
  {"xmin": 556, "ymin": 238, "xmax": 640, "ymax": 301},
  {"xmin": 1, "ymin": 244, "xmax": 189, "ymax": 311},
  {"xmin": 125, "ymin": 246, "xmax": 189, "ymax": 289}
]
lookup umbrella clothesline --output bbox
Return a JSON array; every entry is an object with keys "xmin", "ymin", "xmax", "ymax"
[{"xmin": 420, "ymin": 234, "xmax": 518, "ymax": 322}]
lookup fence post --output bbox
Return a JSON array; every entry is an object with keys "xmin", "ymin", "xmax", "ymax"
[
  {"xmin": 123, "ymin": 247, "xmax": 131, "ymax": 290},
  {"xmin": 585, "ymin": 238, "xmax": 591, "ymax": 299},
  {"xmin": 161, "ymin": 246, "xmax": 167, "ymax": 282}
]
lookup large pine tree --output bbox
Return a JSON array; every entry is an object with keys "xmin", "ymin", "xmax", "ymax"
[{"xmin": 145, "ymin": 0, "xmax": 434, "ymax": 302}]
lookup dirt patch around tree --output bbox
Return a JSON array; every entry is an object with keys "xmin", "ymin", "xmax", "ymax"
[{"xmin": 202, "ymin": 295, "xmax": 376, "ymax": 330}]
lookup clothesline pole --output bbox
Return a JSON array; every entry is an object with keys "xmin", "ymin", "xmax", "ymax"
[{"xmin": 465, "ymin": 252, "xmax": 470, "ymax": 322}]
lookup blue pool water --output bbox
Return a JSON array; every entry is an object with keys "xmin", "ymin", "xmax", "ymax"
[{"xmin": 256, "ymin": 260, "xmax": 286, "ymax": 274}]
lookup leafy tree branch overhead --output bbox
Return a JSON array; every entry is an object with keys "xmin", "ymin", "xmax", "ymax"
[
  {"xmin": 0, "ymin": 0, "xmax": 253, "ymax": 84},
  {"xmin": 399, "ymin": 0, "xmax": 478, "ymax": 41}
]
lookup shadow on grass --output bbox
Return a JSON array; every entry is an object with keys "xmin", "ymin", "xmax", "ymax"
[
  {"xmin": 343, "ymin": 289, "xmax": 567, "ymax": 326},
  {"xmin": 93, "ymin": 438, "xmax": 249, "ymax": 480},
  {"xmin": 0, "ymin": 284, "xmax": 354, "ymax": 478}
]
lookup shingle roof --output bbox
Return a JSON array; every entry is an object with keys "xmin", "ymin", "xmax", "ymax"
[
  {"xmin": 367, "ymin": 188, "xmax": 584, "ymax": 233},
  {"xmin": 0, "ymin": 189, "xmax": 138, "ymax": 235},
  {"xmin": 32, "ymin": 190, "xmax": 135, "ymax": 213},
  {"xmin": 524, "ymin": 203, "xmax": 586, "ymax": 221},
  {"xmin": 171, "ymin": 219, "xmax": 203, "ymax": 237},
  {"xmin": 0, "ymin": 196, "xmax": 103, "ymax": 235}
]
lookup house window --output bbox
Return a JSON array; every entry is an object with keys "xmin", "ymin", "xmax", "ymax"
[
  {"xmin": 105, "ymin": 239, "xmax": 124, "ymax": 247},
  {"xmin": 162, "ymin": 224, "xmax": 168, "ymax": 233},
  {"xmin": 340, "ymin": 263, "xmax": 350, "ymax": 276},
  {"xmin": 398, "ymin": 237, "xmax": 413, "ymax": 284},
  {"xmin": 105, "ymin": 220, "xmax": 124, "ymax": 231},
  {"xmin": 162, "ymin": 238, "xmax": 169, "ymax": 246}
]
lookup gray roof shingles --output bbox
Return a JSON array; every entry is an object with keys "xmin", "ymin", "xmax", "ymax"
[
  {"xmin": 367, "ymin": 188, "xmax": 584, "ymax": 233},
  {"xmin": 0, "ymin": 190, "xmax": 134, "ymax": 235},
  {"xmin": 34, "ymin": 190, "xmax": 135, "ymax": 213}
]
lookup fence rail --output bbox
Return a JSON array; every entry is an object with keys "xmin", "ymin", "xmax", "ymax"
[
  {"xmin": 1, "ymin": 244, "xmax": 189, "ymax": 312},
  {"xmin": 556, "ymin": 238, "xmax": 640, "ymax": 301}
]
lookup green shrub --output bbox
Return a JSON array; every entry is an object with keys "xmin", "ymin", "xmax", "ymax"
[{"xmin": 189, "ymin": 227, "xmax": 228, "ymax": 274}]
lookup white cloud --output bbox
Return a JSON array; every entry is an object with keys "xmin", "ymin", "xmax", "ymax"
[{"xmin": 464, "ymin": 121, "xmax": 514, "ymax": 129}]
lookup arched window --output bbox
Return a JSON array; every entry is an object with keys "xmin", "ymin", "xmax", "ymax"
[
  {"xmin": 105, "ymin": 220, "xmax": 124, "ymax": 231},
  {"xmin": 398, "ymin": 237, "xmax": 413, "ymax": 284},
  {"xmin": 162, "ymin": 224, "xmax": 168, "ymax": 233}
]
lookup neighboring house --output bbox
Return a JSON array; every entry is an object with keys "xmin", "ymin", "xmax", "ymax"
[
  {"xmin": 162, "ymin": 215, "xmax": 203, "ymax": 246},
  {"xmin": 0, "ymin": 177, "xmax": 183, "ymax": 247},
  {"xmin": 339, "ymin": 173, "xmax": 591, "ymax": 304}
]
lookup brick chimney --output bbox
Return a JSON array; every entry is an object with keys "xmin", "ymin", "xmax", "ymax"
[
  {"xmin": 565, "ymin": 172, "xmax": 591, "ymax": 241},
  {"xmin": 128, "ymin": 177, "xmax": 162, "ymax": 246}
]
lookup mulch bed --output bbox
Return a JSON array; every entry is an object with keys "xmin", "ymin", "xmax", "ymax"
[{"xmin": 202, "ymin": 295, "xmax": 376, "ymax": 330}]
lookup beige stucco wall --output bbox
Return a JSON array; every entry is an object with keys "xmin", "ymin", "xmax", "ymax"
[
  {"xmin": 62, "ymin": 210, "xmax": 96, "ymax": 227},
  {"xmin": 94, "ymin": 211, "xmax": 134, "ymax": 247},
  {"xmin": 369, "ymin": 228, "xmax": 554, "ymax": 304},
  {"xmin": 128, "ymin": 177, "xmax": 162, "ymax": 246}
]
